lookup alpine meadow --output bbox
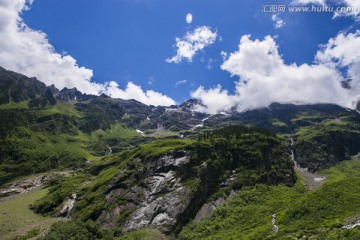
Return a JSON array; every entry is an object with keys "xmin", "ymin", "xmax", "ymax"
[{"xmin": 1, "ymin": 0, "xmax": 360, "ymax": 239}]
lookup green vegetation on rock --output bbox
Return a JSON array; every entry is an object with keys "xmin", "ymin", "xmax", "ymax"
[
  {"xmin": 2, "ymin": 67, "xmax": 360, "ymax": 240},
  {"xmin": 178, "ymin": 158, "xmax": 360, "ymax": 240},
  {"xmin": 43, "ymin": 220, "xmax": 114, "ymax": 240},
  {"xmin": 116, "ymin": 229, "xmax": 166, "ymax": 240}
]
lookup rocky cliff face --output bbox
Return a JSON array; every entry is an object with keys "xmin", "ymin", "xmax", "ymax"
[
  {"xmin": 0, "ymin": 66, "xmax": 48, "ymax": 104},
  {"xmin": 79, "ymin": 128, "xmax": 295, "ymax": 235},
  {"xmin": 28, "ymin": 127, "xmax": 296, "ymax": 236},
  {"xmin": 1, "ymin": 65, "xmax": 360, "ymax": 187},
  {"xmin": 99, "ymin": 150, "xmax": 193, "ymax": 233},
  {"xmin": 293, "ymin": 131, "xmax": 360, "ymax": 172},
  {"xmin": 57, "ymin": 87, "xmax": 83, "ymax": 102},
  {"xmin": 124, "ymin": 153, "xmax": 192, "ymax": 233}
]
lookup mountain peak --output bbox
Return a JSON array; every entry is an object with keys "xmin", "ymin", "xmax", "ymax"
[{"xmin": 179, "ymin": 99, "xmax": 204, "ymax": 111}]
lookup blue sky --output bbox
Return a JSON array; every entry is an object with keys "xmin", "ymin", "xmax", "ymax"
[{"xmin": 0, "ymin": 0, "xmax": 359, "ymax": 111}]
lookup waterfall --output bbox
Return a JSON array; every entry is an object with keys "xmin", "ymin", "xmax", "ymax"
[
  {"xmin": 290, "ymin": 135, "xmax": 307, "ymax": 171},
  {"xmin": 107, "ymin": 146, "xmax": 113, "ymax": 155},
  {"xmin": 272, "ymin": 213, "xmax": 279, "ymax": 233},
  {"xmin": 66, "ymin": 193, "xmax": 77, "ymax": 218}
]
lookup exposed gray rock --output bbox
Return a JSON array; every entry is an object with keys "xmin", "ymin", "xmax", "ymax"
[
  {"xmin": 0, "ymin": 171, "xmax": 72, "ymax": 199},
  {"xmin": 100, "ymin": 150, "xmax": 194, "ymax": 233},
  {"xmin": 124, "ymin": 185, "xmax": 192, "ymax": 233},
  {"xmin": 146, "ymin": 150, "xmax": 189, "ymax": 173},
  {"xmin": 123, "ymin": 166, "xmax": 191, "ymax": 233},
  {"xmin": 17, "ymin": 180, "xmax": 36, "ymax": 190},
  {"xmin": 57, "ymin": 87, "xmax": 83, "ymax": 102},
  {"xmin": 194, "ymin": 172, "xmax": 237, "ymax": 221},
  {"xmin": 194, "ymin": 198, "xmax": 226, "ymax": 221},
  {"xmin": 219, "ymin": 174, "xmax": 236, "ymax": 188},
  {"xmin": 0, "ymin": 188, "xmax": 21, "ymax": 198}
]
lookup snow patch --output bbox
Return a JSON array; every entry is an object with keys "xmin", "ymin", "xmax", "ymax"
[
  {"xmin": 136, "ymin": 129, "xmax": 146, "ymax": 137},
  {"xmin": 166, "ymin": 108, "xmax": 179, "ymax": 112},
  {"xmin": 192, "ymin": 115, "xmax": 212, "ymax": 130},
  {"xmin": 219, "ymin": 111, "xmax": 230, "ymax": 116}
]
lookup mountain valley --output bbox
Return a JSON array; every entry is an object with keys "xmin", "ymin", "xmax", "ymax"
[{"xmin": 1, "ymin": 66, "xmax": 360, "ymax": 239}]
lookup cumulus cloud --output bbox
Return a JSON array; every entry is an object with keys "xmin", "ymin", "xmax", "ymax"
[
  {"xmin": 0, "ymin": 0, "xmax": 100, "ymax": 94},
  {"xmin": 291, "ymin": 0, "xmax": 360, "ymax": 20},
  {"xmin": 104, "ymin": 81, "xmax": 175, "ymax": 106},
  {"xmin": 186, "ymin": 13, "xmax": 193, "ymax": 24},
  {"xmin": 333, "ymin": 0, "xmax": 360, "ymax": 21},
  {"xmin": 272, "ymin": 14, "xmax": 285, "ymax": 29},
  {"xmin": 0, "ymin": 0, "xmax": 175, "ymax": 106},
  {"xmin": 166, "ymin": 26, "xmax": 218, "ymax": 63},
  {"xmin": 192, "ymin": 34, "xmax": 359, "ymax": 113},
  {"xmin": 316, "ymin": 30, "xmax": 360, "ymax": 95},
  {"xmin": 316, "ymin": 30, "xmax": 360, "ymax": 67},
  {"xmin": 191, "ymin": 85, "xmax": 239, "ymax": 114}
]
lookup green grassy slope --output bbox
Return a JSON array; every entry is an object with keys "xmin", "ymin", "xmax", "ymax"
[
  {"xmin": 0, "ymin": 188, "xmax": 62, "ymax": 240},
  {"xmin": 33, "ymin": 126, "xmax": 295, "ymax": 239},
  {"xmin": 0, "ymin": 100, "xmax": 146, "ymax": 184},
  {"xmin": 178, "ymin": 157, "xmax": 360, "ymax": 240},
  {"xmin": 205, "ymin": 103, "xmax": 360, "ymax": 172}
]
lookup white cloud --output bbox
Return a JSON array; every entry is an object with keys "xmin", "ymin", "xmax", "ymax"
[
  {"xmin": 191, "ymin": 85, "xmax": 239, "ymax": 114},
  {"xmin": 316, "ymin": 30, "xmax": 360, "ymax": 67},
  {"xmin": 0, "ymin": 0, "xmax": 100, "ymax": 94},
  {"xmin": 186, "ymin": 13, "xmax": 193, "ymax": 24},
  {"xmin": 333, "ymin": 0, "xmax": 360, "ymax": 20},
  {"xmin": 271, "ymin": 14, "xmax": 285, "ymax": 29},
  {"xmin": 0, "ymin": 0, "xmax": 175, "ymax": 106},
  {"xmin": 166, "ymin": 26, "xmax": 218, "ymax": 63},
  {"xmin": 175, "ymin": 80, "xmax": 187, "ymax": 87},
  {"xmin": 316, "ymin": 30, "xmax": 360, "ymax": 97},
  {"xmin": 220, "ymin": 51, "xmax": 228, "ymax": 61},
  {"xmin": 104, "ymin": 81, "xmax": 175, "ymax": 106},
  {"xmin": 291, "ymin": 0, "xmax": 359, "ymax": 19},
  {"xmin": 192, "ymin": 34, "xmax": 359, "ymax": 113}
]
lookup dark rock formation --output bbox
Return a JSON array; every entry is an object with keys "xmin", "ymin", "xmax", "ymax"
[
  {"xmin": 341, "ymin": 79, "xmax": 352, "ymax": 89},
  {"xmin": 57, "ymin": 87, "xmax": 83, "ymax": 102}
]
